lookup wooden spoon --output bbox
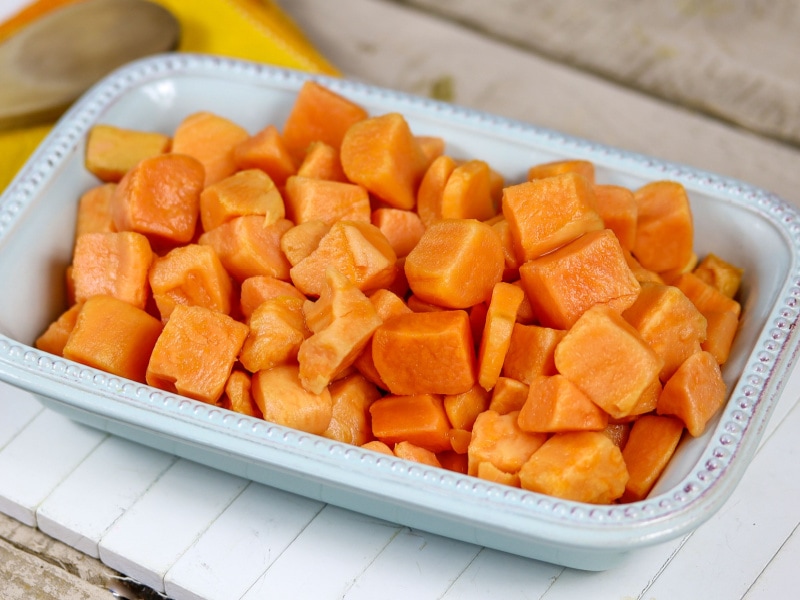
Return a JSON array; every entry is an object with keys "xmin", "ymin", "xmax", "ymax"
[{"xmin": 0, "ymin": 0, "xmax": 180, "ymax": 130}]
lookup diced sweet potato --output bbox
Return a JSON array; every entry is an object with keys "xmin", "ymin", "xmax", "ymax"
[
  {"xmin": 477, "ymin": 282, "xmax": 525, "ymax": 390},
  {"xmin": 393, "ymin": 441, "xmax": 443, "ymax": 467},
  {"xmin": 371, "ymin": 207, "xmax": 426, "ymax": 258},
  {"xmin": 200, "ymin": 169, "xmax": 285, "ymax": 232},
  {"xmin": 519, "ymin": 228, "xmax": 640, "ymax": 329},
  {"xmin": 527, "ymin": 159, "xmax": 595, "ymax": 184},
  {"xmin": 361, "ymin": 440, "xmax": 394, "ymax": 456},
  {"xmin": 296, "ymin": 141, "xmax": 348, "ymax": 182},
  {"xmin": 251, "ymin": 364, "xmax": 333, "ymax": 435},
  {"xmin": 284, "ymin": 175, "xmax": 370, "ymax": 225},
  {"xmin": 517, "ymin": 374, "xmax": 608, "ymax": 433},
  {"xmin": 85, "ymin": 124, "xmax": 170, "ymax": 183},
  {"xmin": 621, "ymin": 415, "xmax": 684, "ymax": 502},
  {"xmin": 219, "ymin": 369, "xmax": 262, "ymax": 418},
  {"xmin": 372, "ymin": 309, "xmax": 476, "ymax": 396},
  {"xmin": 35, "ymin": 303, "xmax": 83, "ymax": 356},
  {"xmin": 240, "ymin": 296, "xmax": 308, "ymax": 373},
  {"xmin": 702, "ymin": 309, "xmax": 739, "ymax": 365},
  {"xmin": 279, "ymin": 220, "xmax": 331, "ymax": 267},
  {"xmin": 593, "ymin": 184, "xmax": 637, "ymax": 251},
  {"xmin": 75, "ymin": 183, "xmax": 116, "ymax": 237},
  {"xmin": 632, "ymin": 180, "xmax": 694, "ymax": 273},
  {"xmin": 370, "ymin": 393, "xmax": 452, "ymax": 453},
  {"xmin": 518, "ymin": 431, "xmax": 629, "ymax": 504},
  {"xmin": 233, "ymin": 124, "xmax": 297, "ymax": 187},
  {"xmin": 467, "ymin": 409, "xmax": 547, "ymax": 477},
  {"xmin": 693, "ymin": 253, "xmax": 743, "ymax": 299},
  {"xmin": 239, "ymin": 275, "xmax": 306, "ymax": 320},
  {"xmin": 448, "ymin": 428, "xmax": 472, "ymax": 454},
  {"xmin": 417, "ymin": 154, "xmax": 458, "ymax": 227},
  {"xmin": 438, "ymin": 159, "xmax": 497, "ymax": 221},
  {"xmin": 488, "ymin": 377, "xmax": 530, "ymax": 414},
  {"xmin": 404, "ymin": 218, "xmax": 504, "ymax": 309},
  {"xmin": 669, "ymin": 271, "xmax": 741, "ymax": 318},
  {"xmin": 477, "ymin": 461, "xmax": 520, "ymax": 487},
  {"xmin": 502, "ymin": 323, "xmax": 565, "ymax": 384},
  {"xmin": 323, "ymin": 373, "xmax": 382, "ymax": 446},
  {"xmin": 146, "ymin": 305, "xmax": 249, "ymax": 404},
  {"xmin": 443, "ymin": 385, "xmax": 490, "ymax": 431},
  {"xmin": 63, "ymin": 295, "xmax": 163, "ymax": 384}
]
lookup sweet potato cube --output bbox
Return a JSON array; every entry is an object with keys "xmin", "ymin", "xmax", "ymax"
[
  {"xmin": 554, "ymin": 304, "xmax": 663, "ymax": 419},
  {"xmin": 297, "ymin": 268, "xmax": 383, "ymax": 394},
  {"xmin": 282, "ymin": 80, "xmax": 369, "ymax": 161},
  {"xmin": 702, "ymin": 309, "xmax": 739, "ymax": 365},
  {"xmin": 477, "ymin": 282, "xmax": 525, "ymax": 391},
  {"xmin": 438, "ymin": 159, "xmax": 497, "ymax": 221},
  {"xmin": 296, "ymin": 141, "xmax": 347, "ymax": 182},
  {"xmin": 443, "ymin": 385, "xmax": 490, "ymax": 431},
  {"xmin": 632, "ymin": 180, "xmax": 694, "ymax": 272},
  {"xmin": 239, "ymin": 275, "xmax": 306, "ymax": 320},
  {"xmin": 593, "ymin": 184, "xmax": 637, "ymax": 251},
  {"xmin": 621, "ymin": 415, "xmax": 684, "ymax": 502},
  {"xmin": 63, "ymin": 295, "xmax": 162, "ymax": 384},
  {"xmin": 240, "ymin": 296, "xmax": 308, "ymax": 373},
  {"xmin": 279, "ymin": 220, "xmax": 331, "ymax": 267},
  {"xmin": 467, "ymin": 410, "xmax": 547, "ymax": 477},
  {"xmin": 417, "ymin": 154, "xmax": 458, "ymax": 227},
  {"xmin": 527, "ymin": 159, "xmax": 595, "ymax": 184},
  {"xmin": 517, "ymin": 374, "xmax": 608, "ymax": 433},
  {"xmin": 200, "ymin": 169, "xmax": 285, "ymax": 232},
  {"xmin": 448, "ymin": 428, "xmax": 473, "ymax": 454},
  {"xmin": 502, "ymin": 172, "xmax": 604, "ymax": 262},
  {"xmin": 502, "ymin": 323, "xmax": 565, "ymax": 384},
  {"xmin": 657, "ymin": 350, "xmax": 727, "ymax": 436},
  {"xmin": 371, "ymin": 208, "xmax": 426, "ymax": 258},
  {"xmin": 322, "ymin": 373, "xmax": 382, "ymax": 446},
  {"xmin": 289, "ymin": 220, "xmax": 397, "ymax": 297},
  {"xmin": 340, "ymin": 112, "xmax": 428, "ymax": 210},
  {"xmin": 284, "ymin": 176, "xmax": 370, "ymax": 225},
  {"xmin": 85, "ymin": 124, "xmax": 170, "ymax": 183},
  {"xmin": 149, "ymin": 244, "xmax": 235, "ymax": 321},
  {"xmin": 670, "ymin": 271, "xmax": 741, "ymax": 319},
  {"xmin": 370, "ymin": 393, "xmax": 452, "ymax": 453},
  {"xmin": 372, "ymin": 309, "xmax": 476, "ymax": 396},
  {"xmin": 171, "ymin": 111, "xmax": 250, "ymax": 186},
  {"xmin": 362, "ymin": 440, "xmax": 394, "ymax": 456},
  {"xmin": 693, "ymin": 253, "xmax": 743, "ymax": 299},
  {"xmin": 416, "ymin": 135, "xmax": 445, "ymax": 169},
  {"xmin": 35, "ymin": 303, "xmax": 83, "ymax": 356},
  {"xmin": 519, "ymin": 228, "xmax": 641, "ymax": 329},
  {"xmin": 146, "ymin": 305, "xmax": 248, "ymax": 404},
  {"xmin": 439, "ymin": 450, "xmax": 469, "ymax": 474},
  {"xmin": 518, "ymin": 431, "xmax": 629, "ymax": 504},
  {"xmin": 111, "ymin": 153, "xmax": 204, "ymax": 247},
  {"xmin": 76, "ymin": 183, "xmax": 116, "ymax": 237},
  {"xmin": 71, "ymin": 231, "xmax": 153, "ymax": 310},
  {"xmin": 251, "ymin": 364, "xmax": 332, "ymax": 435},
  {"xmin": 233, "ymin": 124, "xmax": 297, "ymax": 187},
  {"xmin": 477, "ymin": 461, "xmax": 520, "ymax": 487},
  {"xmin": 491, "ymin": 219, "xmax": 521, "ymax": 277},
  {"xmin": 623, "ymin": 248, "xmax": 665, "ymax": 284},
  {"xmin": 404, "ymin": 219, "xmax": 504, "ymax": 309},
  {"xmin": 219, "ymin": 369, "xmax": 261, "ymax": 418},
  {"xmin": 488, "ymin": 377, "xmax": 530, "ymax": 414},
  {"xmin": 198, "ymin": 216, "xmax": 293, "ymax": 283},
  {"xmin": 602, "ymin": 422, "xmax": 631, "ymax": 449},
  {"xmin": 393, "ymin": 441, "xmax": 442, "ymax": 468},
  {"xmin": 622, "ymin": 281, "xmax": 707, "ymax": 381}
]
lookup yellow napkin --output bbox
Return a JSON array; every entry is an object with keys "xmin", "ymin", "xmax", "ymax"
[{"xmin": 0, "ymin": 0, "xmax": 338, "ymax": 193}]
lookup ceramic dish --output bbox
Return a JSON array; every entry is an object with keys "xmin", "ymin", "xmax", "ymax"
[{"xmin": 1, "ymin": 54, "xmax": 799, "ymax": 571}]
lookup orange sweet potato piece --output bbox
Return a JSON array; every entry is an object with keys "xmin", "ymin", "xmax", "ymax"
[
  {"xmin": 502, "ymin": 323, "xmax": 565, "ymax": 384},
  {"xmin": 148, "ymin": 244, "xmax": 235, "ymax": 321},
  {"xmin": 35, "ymin": 303, "xmax": 83, "ymax": 356},
  {"xmin": 417, "ymin": 154, "xmax": 458, "ymax": 227},
  {"xmin": 146, "ymin": 305, "xmax": 248, "ymax": 404},
  {"xmin": 488, "ymin": 377, "xmax": 530, "ymax": 414},
  {"xmin": 76, "ymin": 183, "xmax": 116, "ymax": 237},
  {"xmin": 289, "ymin": 220, "xmax": 397, "ymax": 297},
  {"xmin": 467, "ymin": 410, "xmax": 547, "ymax": 477},
  {"xmin": 372, "ymin": 309, "xmax": 476, "ymax": 396},
  {"xmin": 701, "ymin": 309, "xmax": 739, "ymax": 365},
  {"xmin": 298, "ymin": 268, "xmax": 383, "ymax": 394},
  {"xmin": 296, "ymin": 140, "xmax": 348, "ymax": 182},
  {"xmin": 239, "ymin": 275, "xmax": 306, "ymax": 320},
  {"xmin": 669, "ymin": 271, "xmax": 741, "ymax": 319},
  {"xmin": 370, "ymin": 393, "xmax": 452, "ymax": 453},
  {"xmin": 71, "ymin": 231, "xmax": 153, "ymax": 310},
  {"xmin": 517, "ymin": 374, "xmax": 608, "ymax": 433},
  {"xmin": 477, "ymin": 281, "xmax": 525, "ymax": 390},
  {"xmin": 527, "ymin": 159, "xmax": 595, "ymax": 184},
  {"xmin": 393, "ymin": 441, "xmax": 442, "ymax": 468},
  {"xmin": 198, "ymin": 216, "xmax": 293, "ymax": 283},
  {"xmin": 85, "ymin": 124, "xmax": 170, "ymax": 183},
  {"xmin": 623, "ymin": 248, "xmax": 665, "ymax": 284},
  {"xmin": 622, "ymin": 281, "xmax": 707, "ymax": 381},
  {"xmin": 171, "ymin": 111, "xmax": 250, "ymax": 186},
  {"xmin": 447, "ymin": 428, "xmax": 473, "ymax": 454},
  {"xmin": 554, "ymin": 304, "xmax": 663, "ymax": 419},
  {"xmin": 251, "ymin": 364, "xmax": 333, "ymax": 435},
  {"xmin": 593, "ymin": 184, "xmax": 637, "ymax": 251},
  {"xmin": 279, "ymin": 220, "xmax": 331, "ymax": 267},
  {"xmin": 443, "ymin": 385, "xmax": 490, "ymax": 431},
  {"xmin": 502, "ymin": 172, "xmax": 603, "ymax": 262},
  {"xmin": 491, "ymin": 218, "xmax": 521, "ymax": 278},
  {"xmin": 415, "ymin": 135, "xmax": 445, "ymax": 169},
  {"xmin": 219, "ymin": 369, "xmax": 262, "ymax": 418},
  {"xmin": 519, "ymin": 228, "xmax": 641, "ymax": 329},
  {"xmin": 111, "ymin": 153, "xmax": 205, "ymax": 247},
  {"xmin": 404, "ymin": 218, "xmax": 504, "ymax": 309},
  {"xmin": 322, "ymin": 373, "xmax": 382, "ymax": 446},
  {"xmin": 438, "ymin": 450, "xmax": 469, "ymax": 474},
  {"xmin": 283, "ymin": 175, "xmax": 370, "ymax": 225},
  {"xmin": 632, "ymin": 180, "xmax": 694, "ymax": 273},
  {"xmin": 656, "ymin": 350, "xmax": 726, "ymax": 437},
  {"xmin": 621, "ymin": 415, "xmax": 684, "ymax": 502},
  {"xmin": 371, "ymin": 208, "xmax": 426, "ymax": 258},
  {"xmin": 693, "ymin": 253, "xmax": 743, "ymax": 299},
  {"xmin": 518, "ymin": 431, "xmax": 629, "ymax": 504},
  {"xmin": 602, "ymin": 422, "xmax": 631, "ymax": 449},
  {"xmin": 200, "ymin": 169, "xmax": 285, "ymax": 232},
  {"xmin": 63, "ymin": 295, "xmax": 162, "ymax": 384},
  {"xmin": 240, "ymin": 296, "xmax": 308, "ymax": 373},
  {"xmin": 233, "ymin": 124, "xmax": 297, "ymax": 187},
  {"xmin": 361, "ymin": 440, "xmax": 394, "ymax": 455},
  {"xmin": 439, "ymin": 159, "xmax": 497, "ymax": 221},
  {"xmin": 340, "ymin": 112, "xmax": 428, "ymax": 210},
  {"xmin": 477, "ymin": 461, "xmax": 520, "ymax": 487},
  {"xmin": 281, "ymin": 80, "xmax": 369, "ymax": 161}
]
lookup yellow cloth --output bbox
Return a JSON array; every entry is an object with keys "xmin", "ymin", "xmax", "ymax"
[{"xmin": 0, "ymin": 0, "xmax": 338, "ymax": 193}]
